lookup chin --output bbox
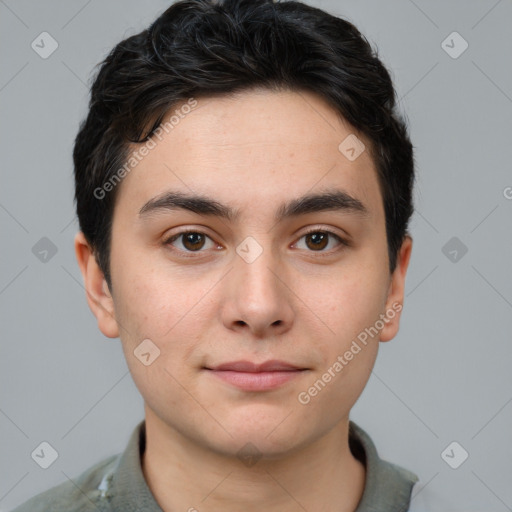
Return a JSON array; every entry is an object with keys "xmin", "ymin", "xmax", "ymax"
[
  {"xmin": 206, "ymin": 431, "xmax": 306, "ymax": 462},
  {"xmin": 213, "ymin": 413, "xmax": 311, "ymax": 458}
]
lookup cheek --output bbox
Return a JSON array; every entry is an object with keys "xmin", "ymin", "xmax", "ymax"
[
  {"xmin": 304, "ymin": 260, "xmax": 387, "ymax": 342},
  {"xmin": 111, "ymin": 239, "xmax": 185, "ymax": 333},
  {"xmin": 111, "ymin": 256, "xmax": 212, "ymax": 371},
  {"xmin": 112, "ymin": 268, "xmax": 205, "ymax": 409},
  {"xmin": 321, "ymin": 342, "xmax": 378, "ymax": 414},
  {"xmin": 297, "ymin": 270, "xmax": 381, "ymax": 414},
  {"xmin": 112, "ymin": 275, "xmax": 168, "ymax": 342}
]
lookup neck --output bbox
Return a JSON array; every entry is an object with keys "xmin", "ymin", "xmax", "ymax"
[{"xmin": 141, "ymin": 409, "xmax": 366, "ymax": 512}]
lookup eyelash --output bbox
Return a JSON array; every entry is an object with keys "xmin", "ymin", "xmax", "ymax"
[{"xmin": 163, "ymin": 227, "xmax": 349, "ymax": 258}]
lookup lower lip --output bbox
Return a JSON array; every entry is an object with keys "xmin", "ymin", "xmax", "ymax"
[{"xmin": 206, "ymin": 370, "xmax": 305, "ymax": 391}]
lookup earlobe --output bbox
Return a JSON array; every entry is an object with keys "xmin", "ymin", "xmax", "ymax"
[
  {"xmin": 74, "ymin": 231, "xmax": 119, "ymax": 339},
  {"xmin": 379, "ymin": 235, "xmax": 413, "ymax": 342}
]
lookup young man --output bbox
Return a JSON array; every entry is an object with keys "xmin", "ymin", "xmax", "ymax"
[{"xmin": 13, "ymin": 0, "xmax": 419, "ymax": 510}]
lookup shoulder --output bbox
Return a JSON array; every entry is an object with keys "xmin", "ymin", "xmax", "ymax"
[{"xmin": 9, "ymin": 453, "xmax": 120, "ymax": 512}]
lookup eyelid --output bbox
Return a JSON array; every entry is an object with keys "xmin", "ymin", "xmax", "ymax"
[
  {"xmin": 163, "ymin": 225, "xmax": 350, "ymax": 257},
  {"xmin": 163, "ymin": 229, "xmax": 219, "ymax": 249},
  {"xmin": 293, "ymin": 226, "xmax": 350, "ymax": 252},
  {"xmin": 298, "ymin": 225, "xmax": 349, "ymax": 240}
]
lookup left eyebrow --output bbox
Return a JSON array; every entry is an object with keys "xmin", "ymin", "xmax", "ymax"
[{"xmin": 138, "ymin": 188, "xmax": 370, "ymax": 223}]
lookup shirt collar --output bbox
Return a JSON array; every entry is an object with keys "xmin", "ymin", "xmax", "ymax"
[
  {"xmin": 349, "ymin": 421, "xmax": 419, "ymax": 511},
  {"xmin": 108, "ymin": 419, "xmax": 418, "ymax": 511},
  {"xmin": 109, "ymin": 420, "xmax": 162, "ymax": 511}
]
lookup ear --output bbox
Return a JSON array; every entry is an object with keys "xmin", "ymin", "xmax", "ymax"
[
  {"xmin": 379, "ymin": 235, "xmax": 413, "ymax": 342},
  {"xmin": 74, "ymin": 231, "xmax": 119, "ymax": 338}
]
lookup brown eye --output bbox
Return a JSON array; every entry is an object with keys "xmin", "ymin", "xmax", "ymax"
[
  {"xmin": 164, "ymin": 231, "xmax": 216, "ymax": 253},
  {"xmin": 181, "ymin": 232, "xmax": 206, "ymax": 251},
  {"xmin": 295, "ymin": 229, "xmax": 348, "ymax": 253},
  {"xmin": 304, "ymin": 232, "xmax": 329, "ymax": 251}
]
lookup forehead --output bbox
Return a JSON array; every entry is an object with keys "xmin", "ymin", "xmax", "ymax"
[{"xmin": 114, "ymin": 88, "xmax": 383, "ymax": 223}]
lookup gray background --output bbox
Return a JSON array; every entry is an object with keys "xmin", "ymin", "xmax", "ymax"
[{"xmin": 1, "ymin": 0, "xmax": 511, "ymax": 510}]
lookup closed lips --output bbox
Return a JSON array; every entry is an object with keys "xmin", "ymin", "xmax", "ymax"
[{"xmin": 206, "ymin": 360, "xmax": 307, "ymax": 372}]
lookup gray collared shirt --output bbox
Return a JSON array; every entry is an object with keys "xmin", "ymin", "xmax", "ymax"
[{"xmin": 11, "ymin": 420, "xmax": 419, "ymax": 511}]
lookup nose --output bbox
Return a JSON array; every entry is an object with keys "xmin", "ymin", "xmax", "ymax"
[{"xmin": 220, "ymin": 240, "xmax": 294, "ymax": 338}]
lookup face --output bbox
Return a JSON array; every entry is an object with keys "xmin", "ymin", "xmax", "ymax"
[{"xmin": 76, "ymin": 87, "xmax": 412, "ymax": 458}]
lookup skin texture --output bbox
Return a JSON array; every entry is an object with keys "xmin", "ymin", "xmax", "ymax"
[{"xmin": 75, "ymin": 87, "xmax": 412, "ymax": 512}]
